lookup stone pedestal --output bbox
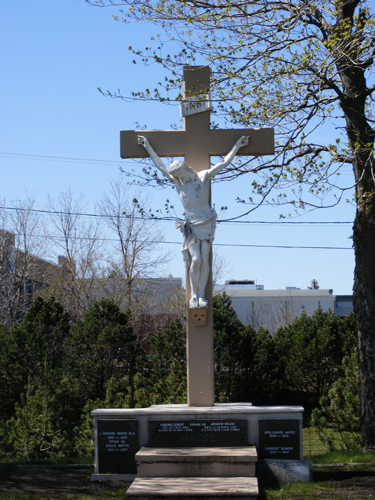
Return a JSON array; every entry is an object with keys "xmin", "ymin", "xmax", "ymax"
[{"xmin": 91, "ymin": 403, "xmax": 305, "ymax": 482}]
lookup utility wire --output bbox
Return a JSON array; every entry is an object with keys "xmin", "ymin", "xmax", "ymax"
[
  {"xmin": 0, "ymin": 232, "xmax": 352, "ymax": 251},
  {"xmin": 0, "ymin": 151, "xmax": 355, "ymax": 173},
  {"xmin": 0, "ymin": 206, "xmax": 352, "ymax": 225},
  {"xmin": 0, "ymin": 151, "xmax": 134, "ymax": 166}
]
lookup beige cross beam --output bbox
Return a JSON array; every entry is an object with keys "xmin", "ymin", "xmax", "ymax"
[
  {"xmin": 120, "ymin": 65, "xmax": 274, "ymax": 407},
  {"xmin": 121, "ymin": 67, "xmax": 273, "ymax": 172}
]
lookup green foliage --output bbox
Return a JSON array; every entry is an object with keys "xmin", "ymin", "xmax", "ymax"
[
  {"xmin": 0, "ymin": 292, "xmax": 359, "ymax": 459},
  {"xmin": 65, "ymin": 299, "xmax": 139, "ymax": 403},
  {"xmin": 213, "ymin": 293, "xmax": 278, "ymax": 404},
  {"xmin": 311, "ymin": 349, "xmax": 361, "ymax": 452},
  {"xmin": 17, "ymin": 296, "xmax": 71, "ymax": 370},
  {"xmin": 212, "ymin": 295, "xmax": 357, "ymax": 411},
  {"xmin": 213, "ymin": 292, "xmax": 247, "ymax": 399},
  {"xmin": 98, "ymin": 0, "xmax": 375, "ymax": 213},
  {"xmin": 0, "ymin": 296, "xmax": 71, "ymax": 423},
  {"xmin": 310, "ymin": 449, "xmax": 375, "ymax": 465},
  {"xmin": 261, "ymin": 480, "xmax": 342, "ymax": 500},
  {"xmin": 308, "ymin": 279, "xmax": 320, "ymax": 290},
  {"xmin": 242, "ymin": 325, "xmax": 280, "ymax": 405},
  {"xmin": 73, "ymin": 377, "xmax": 130, "ymax": 457},
  {"xmin": 0, "ymin": 297, "xmax": 145, "ymax": 459},
  {"xmin": 51, "ymin": 298, "xmax": 142, "ymax": 452},
  {"xmin": 303, "ymin": 426, "xmax": 369, "ymax": 460},
  {"xmin": 304, "ymin": 426, "xmax": 333, "ymax": 458},
  {"xmin": 2, "ymin": 367, "xmax": 66, "ymax": 459},
  {"xmin": 136, "ymin": 358, "xmax": 187, "ymax": 407},
  {"xmin": 273, "ymin": 309, "xmax": 357, "ymax": 413},
  {"xmin": 133, "ymin": 319, "xmax": 187, "ymax": 406}
]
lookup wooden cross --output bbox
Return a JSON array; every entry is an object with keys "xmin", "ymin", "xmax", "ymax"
[{"xmin": 120, "ymin": 65, "xmax": 274, "ymax": 407}]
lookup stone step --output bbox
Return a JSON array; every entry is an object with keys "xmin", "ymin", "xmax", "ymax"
[
  {"xmin": 136, "ymin": 447, "xmax": 257, "ymax": 478},
  {"xmin": 127, "ymin": 477, "xmax": 258, "ymax": 500}
]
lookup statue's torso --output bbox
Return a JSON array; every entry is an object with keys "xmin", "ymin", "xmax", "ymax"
[{"xmin": 177, "ymin": 176, "xmax": 213, "ymax": 221}]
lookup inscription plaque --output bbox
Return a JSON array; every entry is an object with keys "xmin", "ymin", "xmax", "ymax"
[
  {"xmin": 97, "ymin": 419, "xmax": 138, "ymax": 474},
  {"xmin": 149, "ymin": 420, "xmax": 247, "ymax": 447},
  {"xmin": 258, "ymin": 419, "xmax": 300, "ymax": 460}
]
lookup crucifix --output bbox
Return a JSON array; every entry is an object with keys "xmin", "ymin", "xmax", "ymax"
[{"xmin": 120, "ymin": 65, "xmax": 274, "ymax": 406}]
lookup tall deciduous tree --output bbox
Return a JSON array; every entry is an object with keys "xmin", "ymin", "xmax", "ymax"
[
  {"xmin": 88, "ymin": 0, "xmax": 375, "ymax": 450},
  {"xmin": 44, "ymin": 189, "xmax": 104, "ymax": 322},
  {"xmin": 97, "ymin": 179, "xmax": 181, "ymax": 344},
  {"xmin": 0, "ymin": 194, "xmax": 49, "ymax": 326},
  {"xmin": 97, "ymin": 178, "xmax": 170, "ymax": 309}
]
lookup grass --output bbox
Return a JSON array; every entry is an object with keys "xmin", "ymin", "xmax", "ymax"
[
  {"xmin": 260, "ymin": 481, "xmax": 335, "ymax": 500},
  {"xmin": 311, "ymin": 450, "xmax": 375, "ymax": 464},
  {"xmin": 303, "ymin": 426, "xmax": 329, "ymax": 457},
  {"xmin": 0, "ymin": 457, "xmax": 94, "ymax": 467},
  {"xmin": 303, "ymin": 426, "xmax": 375, "ymax": 464},
  {"xmin": 261, "ymin": 481, "xmax": 375, "ymax": 500}
]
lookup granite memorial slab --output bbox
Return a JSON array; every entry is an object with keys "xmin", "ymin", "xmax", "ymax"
[
  {"xmin": 258, "ymin": 419, "xmax": 300, "ymax": 460},
  {"xmin": 97, "ymin": 419, "xmax": 138, "ymax": 474},
  {"xmin": 149, "ymin": 419, "xmax": 247, "ymax": 447}
]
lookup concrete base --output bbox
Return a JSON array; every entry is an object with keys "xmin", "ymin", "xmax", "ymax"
[
  {"xmin": 257, "ymin": 459, "xmax": 313, "ymax": 486},
  {"xmin": 136, "ymin": 446, "xmax": 257, "ymax": 478},
  {"xmin": 92, "ymin": 404, "xmax": 303, "ymax": 452},
  {"xmin": 92, "ymin": 403, "xmax": 304, "ymax": 480},
  {"xmin": 127, "ymin": 477, "xmax": 259, "ymax": 499}
]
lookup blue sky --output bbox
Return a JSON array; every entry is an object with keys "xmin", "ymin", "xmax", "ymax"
[{"xmin": 0, "ymin": 0, "xmax": 355, "ymax": 294}]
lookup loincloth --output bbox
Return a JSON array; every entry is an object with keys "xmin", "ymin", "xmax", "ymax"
[{"xmin": 176, "ymin": 213, "xmax": 217, "ymax": 267}]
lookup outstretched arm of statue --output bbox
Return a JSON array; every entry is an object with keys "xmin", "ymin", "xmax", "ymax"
[
  {"xmin": 208, "ymin": 135, "xmax": 250, "ymax": 179},
  {"xmin": 138, "ymin": 136, "xmax": 174, "ymax": 182}
]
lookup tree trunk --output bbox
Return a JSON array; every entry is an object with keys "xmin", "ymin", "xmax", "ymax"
[
  {"xmin": 343, "ymin": 95, "xmax": 375, "ymax": 451},
  {"xmin": 353, "ymin": 201, "xmax": 375, "ymax": 451},
  {"xmin": 333, "ymin": 0, "xmax": 375, "ymax": 446}
]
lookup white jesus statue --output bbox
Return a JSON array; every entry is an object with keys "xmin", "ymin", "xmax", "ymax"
[{"xmin": 138, "ymin": 135, "xmax": 249, "ymax": 309}]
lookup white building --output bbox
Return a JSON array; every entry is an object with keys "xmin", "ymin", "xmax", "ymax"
[{"xmin": 215, "ymin": 280, "xmax": 352, "ymax": 333}]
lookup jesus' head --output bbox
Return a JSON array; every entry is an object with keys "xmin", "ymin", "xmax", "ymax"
[{"xmin": 169, "ymin": 160, "xmax": 197, "ymax": 183}]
